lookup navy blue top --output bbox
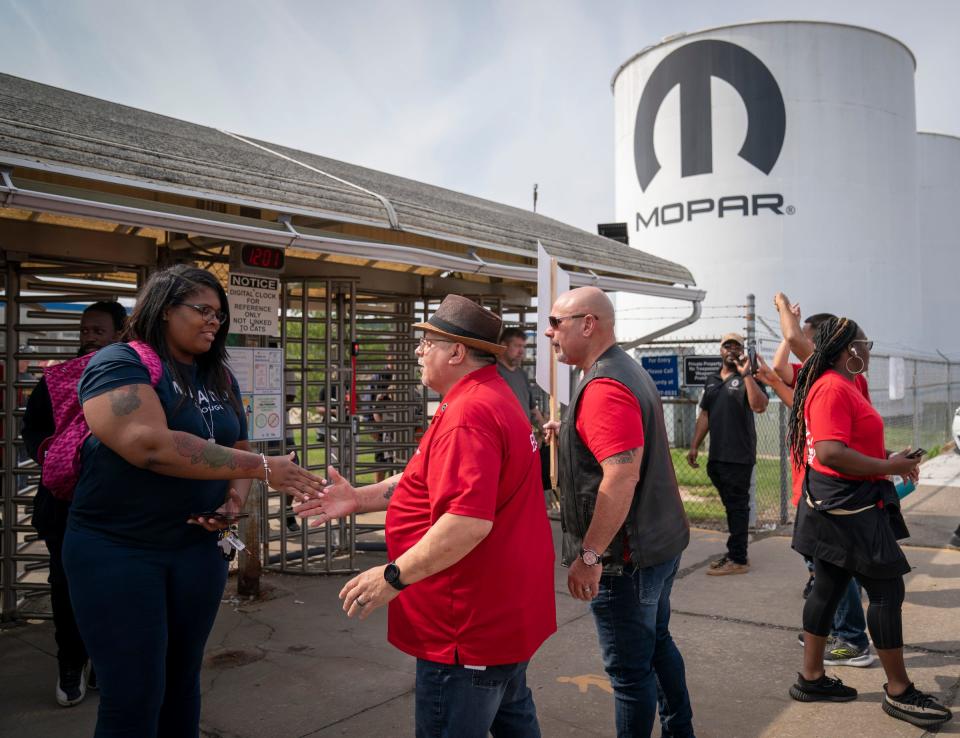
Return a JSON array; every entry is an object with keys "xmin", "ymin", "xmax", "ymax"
[{"xmin": 69, "ymin": 343, "xmax": 248, "ymax": 549}]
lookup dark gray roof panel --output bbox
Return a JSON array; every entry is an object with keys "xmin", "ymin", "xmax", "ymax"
[{"xmin": 0, "ymin": 73, "xmax": 693, "ymax": 285}]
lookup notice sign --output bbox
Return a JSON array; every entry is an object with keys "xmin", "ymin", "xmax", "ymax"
[
  {"xmin": 683, "ymin": 356, "xmax": 723, "ymax": 387},
  {"xmin": 228, "ymin": 272, "xmax": 280, "ymax": 336},
  {"xmin": 640, "ymin": 355, "xmax": 679, "ymax": 397}
]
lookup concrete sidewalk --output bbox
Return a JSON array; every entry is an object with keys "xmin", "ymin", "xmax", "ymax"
[{"xmin": 2, "ymin": 470, "xmax": 958, "ymax": 737}]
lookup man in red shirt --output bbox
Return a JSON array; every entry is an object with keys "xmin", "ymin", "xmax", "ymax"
[
  {"xmin": 544, "ymin": 286, "xmax": 693, "ymax": 738},
  {"xmin": 296, "ymin": 294, "xmax": 556, "ymax": 738}
]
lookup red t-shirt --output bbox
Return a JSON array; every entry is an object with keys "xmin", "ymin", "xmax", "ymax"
[
  {"xmin": 575, "ymin": 379, "xmax": 644, "ymax": 561},
  {"xmin": 790, "ymin": 365, "xmax": 872, "ymax": 504},
  {"xmin": 385, "ymin": 364, "xmax": 556, "ymax": 665},
  {"xmin": 575, "ymin": 379, "xmax": 645, "ymax": 461},
  {"xmin": 804, "ymin": 369, "xmax": 886, "ymax": 481}
]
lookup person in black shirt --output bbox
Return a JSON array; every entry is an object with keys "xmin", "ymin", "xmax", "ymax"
[
  {"xmin": 22, "ymin": 300, "xmax": 127, "ymax": 706},
  {"xmin": 687, "ymin": 333, "xmax": 768, "ymax": 575}
]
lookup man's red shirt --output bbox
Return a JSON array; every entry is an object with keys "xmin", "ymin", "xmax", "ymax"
[{"xmin": 385, "ymin": 365, "xmax": 556, "ymax": 665}]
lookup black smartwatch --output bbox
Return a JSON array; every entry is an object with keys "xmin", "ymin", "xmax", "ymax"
[
  {"xmin": 580, "ymin": 548, "xmax": 601, "ymax": 567},
  {"xmin": 384, "ymin": 561, "xmax": 407, "ymax": 591}
]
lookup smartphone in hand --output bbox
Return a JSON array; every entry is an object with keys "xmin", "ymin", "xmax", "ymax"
[
  {"xmin": 190, "ymin": 511, "xmax": 250, "ymax": 523},
  {"xmin": 905, "ymin": 448, "xmax": 927, "ymax": 459}
]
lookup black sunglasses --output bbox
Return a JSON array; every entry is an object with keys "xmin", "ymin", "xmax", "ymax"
[{"xmin": 548, "ymin": 313, "xmax": 596, "ymax": 329}]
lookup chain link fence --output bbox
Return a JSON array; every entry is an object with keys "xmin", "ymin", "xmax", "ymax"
[{"xmin": 634, "ymin": 341, "xmax": 960, "ymax": 531}]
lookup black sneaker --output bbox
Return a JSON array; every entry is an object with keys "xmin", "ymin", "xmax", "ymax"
[
  {"xmin": 286, "ymin": 516, "xmax": 300, "ymax": 533},
  {"xmin": 883, "ymin": 683, "xmax": 952, "ymax": 727},
  {"xmin": 802, "ymin": 574, "xmax": 815, "ymax": 599},
  {"xmin": 789, "ymin": 673, "xmax": 857, "ymax": 702},
  {"xmin": 56, "ymin": 661, "xmax": 89, "ymax": 707},
  {"xmin": 949, "ymin": 532, "xmax": 960, "ymax": 549}
]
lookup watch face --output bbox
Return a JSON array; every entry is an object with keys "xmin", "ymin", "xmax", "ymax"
[{"xmin": 582, "ymin": 549, "xmax": 600, "ymax": 566}]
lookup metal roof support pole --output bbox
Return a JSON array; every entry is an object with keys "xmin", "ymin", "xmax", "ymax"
[
  {"xmin": 2, "ymin": 259, "xmax": 19, "ymax": 620},
  {"xmin": 0, "ymin": 168, "xmax": 16, "ymax": 207},
  {"xmin": 619, "ymin": 299, "xmax": 703, "ymax": 350}
]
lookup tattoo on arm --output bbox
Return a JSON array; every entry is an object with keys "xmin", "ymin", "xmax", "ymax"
[
  {"xmin": 601, "ymin": 448, "xmax": 639, "ymax": 466},
  {"xmin": 109, "ymin": 385, "xmax": 142, "ymax": 416},
  {"xmin": 170, "ymin": 433, "xmax": 260, "ymax": 471},
  {"xmin": 383, "ymin": 481, "xmax": 398, "ymax": 500}
]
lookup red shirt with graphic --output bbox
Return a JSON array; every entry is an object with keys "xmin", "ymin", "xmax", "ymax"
[{"xmin": 385, "ymin": 365, "xmax": 556, "ymax": 665}]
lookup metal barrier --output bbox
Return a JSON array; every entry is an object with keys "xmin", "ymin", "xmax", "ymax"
[{"xmin": 1, "ymin": 258, "xmax": 142, "ymax": 621}]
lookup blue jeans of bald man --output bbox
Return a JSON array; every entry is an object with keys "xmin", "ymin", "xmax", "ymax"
[{"xmin": 590, "ymin": 554, "xmax": 694, "ymax": 737}]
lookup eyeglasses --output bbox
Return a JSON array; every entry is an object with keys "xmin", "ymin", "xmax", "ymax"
[
  {"xmin": 548, "ymin": 314, "xmax": 595, "ymax": 329},
  {"xmin": 178, "ymin": 303, "xmax": 227, "ymax": 324},
  {"xmin": 417, "ymin": 337, "xmax": 456, "ymax": 351},
  {"xmin": 852, "ymin": 339, "xmax": 874, "ymax": 350}
]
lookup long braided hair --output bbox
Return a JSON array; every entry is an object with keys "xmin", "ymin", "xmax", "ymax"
[{"xmin": 787, "ymin": 317, "xmax": 861, "ymax": 468}]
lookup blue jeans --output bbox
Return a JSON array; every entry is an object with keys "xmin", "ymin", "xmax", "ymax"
[
  {"xmin": 415, "ymin": 659, "xmax": 540, "ymax": 738},
  {"xmin": 590, "ymin": 555, "xmax": 694, "ymax": 738},
  {"xmin": 63, "ymin": 526, "xmax": 227, "ymax": 738}
]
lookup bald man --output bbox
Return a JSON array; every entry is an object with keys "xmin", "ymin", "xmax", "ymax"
[{"xmin": 544, "ymin": 287, "xmax": 694, "ymax": 738}]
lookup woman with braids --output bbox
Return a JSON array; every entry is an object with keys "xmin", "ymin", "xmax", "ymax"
[
  {"xmin": 63, "ymin": 265, "xmax": 323, "ymax": 737},
  {"xmin": 787, "ymin": 317, "xmax": 952, "ymax": 728}
]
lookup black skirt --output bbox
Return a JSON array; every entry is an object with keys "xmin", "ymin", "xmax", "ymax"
[{"xmin": 792, "ymin": 470, "xmax": 910, "ymax": 579}]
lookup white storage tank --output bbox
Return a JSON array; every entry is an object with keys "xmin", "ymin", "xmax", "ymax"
[
  {"xmin": 917, "ymin": 132, "xmax": 960, "ymax": 356},
  {"xmin": 613, "ymin": 21, "xmax": 920, "ymax": 350}
]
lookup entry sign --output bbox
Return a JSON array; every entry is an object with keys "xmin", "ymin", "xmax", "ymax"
[
  {"xmin": 641, "ymin": 355, "xmax": 679, "ymax": 397},
  {"xmin": 683, "ymin": 356, "xmax": 723, "ymax": 386},
  {"xmin": 228, "ymin": 272, "xmax": 280, "ymax": 337}
]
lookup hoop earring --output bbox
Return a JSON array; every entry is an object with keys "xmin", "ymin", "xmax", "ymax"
[{"xmin": 846, "ymin": 354, "xmax": 865, "ymax": 375}]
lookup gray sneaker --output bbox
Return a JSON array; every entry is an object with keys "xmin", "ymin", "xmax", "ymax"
[{"xmin": 823, "ymin": 640, "xmax": 876, "ymax": 667}]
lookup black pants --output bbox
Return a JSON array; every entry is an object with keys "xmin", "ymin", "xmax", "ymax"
[
  {"xmin": 706, "ymin": 461, "xmax": 753, "ymax": 564},
  {"xmin": 34, "ymin": 490, "xmax": 87, "ymax": 668},
  {"xmin": 803, "ymin": 557, "xmax": 905, "ymax": 650}
]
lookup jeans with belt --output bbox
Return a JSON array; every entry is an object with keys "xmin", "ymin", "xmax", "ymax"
[{"xmin": 589, "ymin": 554, "xmax": 695, "ymax": 738}]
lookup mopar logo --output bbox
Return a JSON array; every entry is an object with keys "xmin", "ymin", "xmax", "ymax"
[
  {"xmin": 634, "ymin": 39, "xmax": 786, "ymax": 191},
  {"xmin": 636, "ymin": 193, "xmax": 791, "ymax": 229}
]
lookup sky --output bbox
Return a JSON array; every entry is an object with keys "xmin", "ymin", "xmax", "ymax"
[
  {"xmin": 2, "ymin": 0, "xmax": 956, "ymax": 233},
  {"xmin": 1, "ymin": 1, "xmax": 958, "ymax": 347}
]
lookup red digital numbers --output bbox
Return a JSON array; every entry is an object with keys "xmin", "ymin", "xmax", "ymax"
[{"xmin": 241, "ymin": 245, "xmax": 284, "ymax": 270}]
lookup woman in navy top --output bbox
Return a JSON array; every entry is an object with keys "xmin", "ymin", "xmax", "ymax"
[{"xmin": 63, "ymin": 265, "xmax": 322, "ymax": 738}]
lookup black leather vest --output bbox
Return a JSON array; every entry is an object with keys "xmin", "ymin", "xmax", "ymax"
[{"xmin": 558, "ymin": 344, "xmax": 690, "ymax": 573}]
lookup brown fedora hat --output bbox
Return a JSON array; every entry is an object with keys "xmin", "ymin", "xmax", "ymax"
[{"xmin": 412, "ymin": 294, "xmax": 506, "ymax": 356}]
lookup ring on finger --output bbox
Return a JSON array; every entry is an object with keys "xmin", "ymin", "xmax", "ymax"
[{"xmin": 356, "ymin": 597, "xmax": 366, "ymax": 607}]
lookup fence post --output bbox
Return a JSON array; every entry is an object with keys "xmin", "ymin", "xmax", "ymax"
[
  {"xmin": 912, "ymin": 360, "xmax": 921, "ymax": 451},
  {"xmin": 779, "ymin": 401, "xmax": 789, "ymax": 525}
]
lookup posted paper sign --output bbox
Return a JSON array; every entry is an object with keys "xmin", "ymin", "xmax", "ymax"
[
  {"xmin": 228, "ymin": 272, "xmax": 280, "ymax": 336},
  {"xmin": 228, "ymin": 347, "xmax": 284, "ymax": 441},
  {"xmin": 889, "ymin": 356, "xmax": 905, "ymax": 400}
]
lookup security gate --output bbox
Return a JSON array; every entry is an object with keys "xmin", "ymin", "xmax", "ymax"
[
  {"xmin": 0, "ymin": 257, "xmax": 143, "ymax": 621},
  {"xmin": 263, "ymin": 280, "xmax": 426, "ymax": 574}
]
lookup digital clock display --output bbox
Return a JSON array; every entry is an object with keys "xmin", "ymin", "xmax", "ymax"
[{"xmin": 240, "ymin": 244, "xmax": 285, "ymax": 270}]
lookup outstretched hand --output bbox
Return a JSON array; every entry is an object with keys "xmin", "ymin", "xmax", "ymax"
[
  {"xmin": 294, "ymin": 465, "xmax": 359, "ymax": 527},
  {"xmin": 265, "ymin": 452, "xmax": 325, "ymax": 501}
]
